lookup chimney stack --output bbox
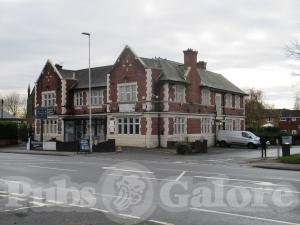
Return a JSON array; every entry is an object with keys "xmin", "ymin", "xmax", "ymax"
[
  {"xmin": 183, "ymin": 48, "xmax": 198, "ymax": 67},
  {"xmin": 55, "ymin": 64, "xmax": 63, "ymax": 70},
  {"xmin": 197, "ymin": 61, "xmax": 207, "ymax": 70}
]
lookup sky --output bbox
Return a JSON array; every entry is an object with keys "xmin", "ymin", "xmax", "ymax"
[{"xmin": 0, "ymin": 0, "xmax": 299, "ymax": 108}]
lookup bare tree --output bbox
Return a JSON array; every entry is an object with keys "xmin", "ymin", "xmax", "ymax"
[
  {"xmin": 3, "ymin": 93, "xmax": 27, "ymax": 118},
  {"xmin": 287, "ymin": 39, "xmax": 300, "ymax": 59},
  {"xmin": 294, "ymin": 94, "xmax": 300, "ymax": 110}
]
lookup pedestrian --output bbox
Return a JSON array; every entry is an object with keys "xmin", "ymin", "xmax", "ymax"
[{"xmin": 260, "ymin": 136, "xmax": 267, "ymax": 158}]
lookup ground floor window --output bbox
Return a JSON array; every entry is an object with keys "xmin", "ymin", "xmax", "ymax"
[
  {"xmin": 234, "ymin": 119, "xmax": 241, "ymax": 131},
  {"xmin": 174, "ymin": 117, "xmax": 185, "ymax": 134},
  {"xmin": 201, "ymin": 118, "xmax": 211, "ymax": 134},
  {"xmin": 118, "ymin": 117, "xmax": 140, "ymax": 135},
  {"xmin": 225, "ymin": 119, "xmax": 233, "ymax": 131},
  {"xmin": 43, "ymin": 119, "xmax": 57, "ymax": 134}
]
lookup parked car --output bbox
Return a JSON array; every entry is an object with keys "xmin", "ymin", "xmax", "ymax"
[{"xmin": 217, "ymin": 130, "xmax": 260, "ymax": 149}]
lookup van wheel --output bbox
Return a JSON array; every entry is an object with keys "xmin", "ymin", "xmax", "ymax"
[
  {"xmin": 220, "ymin": 141, "xmax": 227, "ymax": 147},
  {"xmin": 247, "ymin": 143, "xmax": 254, "ymax": 149}
]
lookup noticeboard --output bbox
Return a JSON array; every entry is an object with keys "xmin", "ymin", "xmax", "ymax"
[
  {"xmin": 80, "ymin": 139, "xmax": 90, "ymax": 152},
  {"xmin": 282, "ymin": 136, "xmax": 292, "ymax": 145},
  {"xmin": 36, "ymin": 107, "xmax": 47, "ymax": 119}
]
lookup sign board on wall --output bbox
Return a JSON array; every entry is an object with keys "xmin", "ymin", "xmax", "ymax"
[
  {"xmin": 80, "ymin": 139, "xmax": 90, "ymax": 152},
  {"xmin": 109, "ymin": 118, "xmax": 115, "ymax": 133},
  {"xmin": 36, "ymin": 107, "xmax": 55, "ymax": 119},
  {"xmin": 119, "ymin": 103, "xmax": 135, "ymax": 112}
]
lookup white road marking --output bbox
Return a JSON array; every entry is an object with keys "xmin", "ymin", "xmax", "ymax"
[
  {"xmin": 194, "ymin": 175, "xmax": 287, "ymax": 186},
  {"xmin": 106, "ymin": 173, "xmax": 175, "ymax": 182},
  {"xmin": 102, "ymin": 166, "xmax": 153, "ymax": 174},
  {"xmin": 0, "ymin": 179, "xmax": 22, "ymax": 183},
  {"xmin": 216, "ymin": 183, "xmax": 300, "ymax": 194},
  {"xmin": 0, "ymin": 191, "xmax": 8, "ymax": 194},
  {"xmin": 46, "ymin": 200, "xmax": 64, "ymax": 204},
  {"xmin": 175, "ymin": 171, "xmax": 186, "ymax": 182},
  {"xmin": 30, "ymin": 196, "xmax": 44, "ymax": 200},
  {"xmin": 27, "ymin": 165, "xmax": 77, "ymax": 172},
  {"xmin": 148, "ymin": 219, "xmax": 174, "ymax": 225},
  {"xmin": 29, "ymin": 201, "xmax": 50, "ymax": 207},
  {"xmin": 90, "ymin": 207, "xmax": 109, "ymax": 213},
  {"xmin": 0, "ymin": 205, "xmax": 45, "ymax": 213},
  {"xmin": 190, "ymin": 207, "xmax": 299, "ymax": 225},
  {"xmin": 118, "ymin": 213, "xmax": 141, "ymax": 219}
]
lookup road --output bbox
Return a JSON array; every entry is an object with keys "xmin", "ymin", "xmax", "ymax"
[{"xmin": 0, "ymin": 146, "xmax": 299, "ymax": 225}]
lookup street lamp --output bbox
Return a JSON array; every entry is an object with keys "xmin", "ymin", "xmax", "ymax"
[{"xmin": 81, "ymin": 32, "xmax": 92, "ymax": 153}]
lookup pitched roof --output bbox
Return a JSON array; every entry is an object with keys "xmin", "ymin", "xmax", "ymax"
[
  {"xmin": 198, "ymin": 69, "xmax": 246, "ymax": 95},
  {"xmin": 59, "ymin": 65, "xmax": 113, "ymax": 89},
  {"xmin": 140, "ymin": 57, "xmax": 187, "ymax": 83},
  {"xmin": 280, "ymin": 109, "xmax": 300, "ymax": 118}
]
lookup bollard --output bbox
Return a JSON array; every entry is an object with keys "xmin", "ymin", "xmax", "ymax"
[{"xmin": 116, "ymin": 146, "xmax": 123, "ymax": 153}]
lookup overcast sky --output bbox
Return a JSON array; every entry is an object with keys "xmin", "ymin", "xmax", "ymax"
[{"xmin": 0, "ymin": 0, "xmax": 299, "ymax": 108}]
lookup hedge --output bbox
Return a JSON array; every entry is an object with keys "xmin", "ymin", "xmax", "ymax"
[{"xmin": 0, "ymin": 121, "xmax": 18, "ymax": 140}]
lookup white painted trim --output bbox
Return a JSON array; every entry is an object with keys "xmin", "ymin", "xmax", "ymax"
[
  {"xmin": 163, "ymin": 83, "xmax": 169, "ymax": 111},
  {"xmin": 61, "ymin": 79, "xmax": 67, "ymax": 114}
]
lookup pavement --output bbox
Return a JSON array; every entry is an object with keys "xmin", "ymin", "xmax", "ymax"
[{"xmin": 0, "ymin": 145, "xmax": 299, "ymax": 225}]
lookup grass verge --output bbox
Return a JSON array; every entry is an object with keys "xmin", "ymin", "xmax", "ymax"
[{"xmin": 279, "ymin": 154, "xmax": 300, "ymax": 164}]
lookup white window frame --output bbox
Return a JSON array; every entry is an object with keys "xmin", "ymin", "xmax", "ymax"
[
  {"xmin": 91, "ymin": 89, "xmax": 103, "ymax": 106},
  {"xmin": 174, "ymin": 85, "xmax": 185, "ymax": 103},
  {"xmin": 174, "ymin": 117, "xmax": 185, "ymax": 134},
  {"xmin": 292, "ymin": 118, "xmax": 297, "ymax": 121},
  {"xmin": 201, "ymin": 89, "xmax": 211, "ymax": 105},
  {"xmin": 280, "ymin": 117, "xmax": 287, "ymax": 121},
  {"xmin": 234, "ymin": 119, "xmax": 241, "ymax": 131},
  {"xmin": 225, "ymin": 94, "xmax": 232, "ymax": 108},
  {"xmin": 292, "ymin": 130, "xmax": 297, "ymax": 135},
  {"xmin": 74, "ymin": 91, "xmax": 84, "ymax": 106},
  {"xmin": 117, "ymin": 117, "xmax": 140, "ymax": 135},
  {"xmin": 118, "ymin": 83, "xmax": 137, "ymax": 102},
  {"xmin": 42, "ymin": 91, "xmax": 56, "ymax": 107},
  {"xmin": 235, "ymin": 95, "xmax": 240, "ymax": 108},
  {"xmin": 201, "ymin": 118, "xmax": 211, "ymax": 134},
  {"xmin": 43, "ymin": 119, "xmax": 57, "ymax": 134},
  {"xmin": 225, "ymin": 119, "xmax": 233, "ymax": 131}
]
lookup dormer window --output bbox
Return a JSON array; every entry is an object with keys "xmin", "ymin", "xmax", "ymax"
[
  {"xmin": 91, "ymin": 90, "xmax": 103, "ymax": 105},
  {"xmin": 175, "ymin": 85, "xmax": 185, "ymax": 103},
  {"xmin": 74, "ymin": 91, "xmax": 84, "ymax": 106},
  {"xmin": 118, "ymin": 83, "xmax": 137, "ymax": 102},
  {"xmin": 42, "ymin": 91, "xmax": 55, "ymax": 107}
]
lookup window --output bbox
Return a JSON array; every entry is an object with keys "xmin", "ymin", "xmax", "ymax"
[
  {"xmin": 174, "ymin": 117, "xmax": 185, "ymax": 134},
  {"xmin": 225, "ymin": 94, "xmax": 232, "ymax": 108},
  {"xmin": 175, "ymin": 85, "xmax": 185, "ymax": 102},
  {"xmin": 292, "ymin": 130, "xmax": 297, "ymax": 135},
  {"xmin": 91, "ymin": 90, "xmax": 103, "ymax": 105},
  {"xmin": 201, "ymin": 118, "xmax": 211, "ymax": 134},
  {"xmin": 74, "ymin": 91, "xmax": 84, "ymax": 106},
  {"xmin": 292, "ymin": 118, "xmax": 297, "ymax": 121},
  {"xmin": 267, "ymin": 117, "xmax": 273, "ymax": 122},
  {"xmin": 43, "ymin": 119, "xmax": 57, "ymax": 134},
  {"xmin": 119, "ymin": 83, "xmax": 137, "ymax": 102},
  {"xmin": 235, "ymin": 96, "xmax": 240, "ymax": 108},
  {"xmin": 118, "ymin": 117, "xmax": 139, "ymax": 135},
  {"xmin": 234, "ymin": 119, "xmax": 241, "ymax": 131},
  {"xmin": 280, "ymin": 117, "xmax": 287, "ymax": 121},
  {"xmin": 201, "ymin": 89, "xmax": 211, "ymax": 105},
  {"xmin": 225, "ymin": 119, "xmax": 233, "ymax": 130},
  {"xmin": 42, "ymin": 91, "xmax": 55, "ymax": 107},
  {"xmin": 242, "ymin": 132, "xmax": 251, "ymax": 138}
]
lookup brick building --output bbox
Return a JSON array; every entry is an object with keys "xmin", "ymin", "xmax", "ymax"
[{"xmin": 27, "ymin": 46, "xmax": 246, "ymax": 148}]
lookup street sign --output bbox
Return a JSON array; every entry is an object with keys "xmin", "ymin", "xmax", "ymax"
[
  {"xmin": 80, "ymin": 139, "xmax": 90, "ymax": 152},
  {"xmin": 36, "ymin": 107, "xmax": 47, "ymax": 119}
]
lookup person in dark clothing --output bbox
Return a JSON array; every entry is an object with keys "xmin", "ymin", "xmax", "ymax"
[{"xmin": 260, "ymin": 137, "xmax": 267, "ymax": 158}]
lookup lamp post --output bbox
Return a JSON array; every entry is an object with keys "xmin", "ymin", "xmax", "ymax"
[{"xmin": 81, "ymin": 32, "xmax": 92, "ymax": 153}]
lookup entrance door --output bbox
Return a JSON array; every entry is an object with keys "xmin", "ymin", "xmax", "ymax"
[{"xmin": 215, "ymin": 94, "xmax": 222, "ymax": 115}]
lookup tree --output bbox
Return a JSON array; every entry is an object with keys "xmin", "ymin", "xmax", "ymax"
[
  {"xmin": 245, "ymin": 89, "xmax": 266, "ymax": 129},
  {"xmin": 3, "ymin": 93, "xmax": 27, "ymax": 118},
  {"xmin": 287, "ymin": 39, "xmax": 300, "ymax": 59},
  {"xmin": 294, "ymin": 95, "xmax": 300, "ymax": 110}
]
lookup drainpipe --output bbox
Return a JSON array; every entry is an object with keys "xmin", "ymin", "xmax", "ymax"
[
  {"xmin": 156, "ymin": 83, "xmax": 162, "ymax": 148},
  {"xmin": 1, "ymin": 99, "xmax": 3, "ymax": 119}
]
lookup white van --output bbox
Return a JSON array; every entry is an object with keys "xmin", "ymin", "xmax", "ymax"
[{"xmin": 217, "ymin": 130, "xmax": 260, "ymax": 148}]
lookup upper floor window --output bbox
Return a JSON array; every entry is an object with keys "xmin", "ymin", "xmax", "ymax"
[
  {"xmin": 118, "ymin": 83, "xmax": 137, "ymax": 102},
  {"xmin": 235, "ymin": 95, "xmax": 240, "ymax": 108},
  {"xmin": 280, "ymin": 117, "xmax": 287, "ymax": 121},
  {"xmin": 175, "ymin": 85, "xmax": 185, "ymax": 103},
  {"xmin": 42, "ymin": 91, "xmax": 55, "ymax": 107},
  {"xmin": 292, "ymin": 118, "xmax": 297, "ymax": 121},
  {"xmin": 91, "ymin": 90, "xmax": 103, "ymax": 105},
  {"xmin": 267, "ymin": 117, "xmax": 273, "ymax": 122},
  {"xmin": 225, "ymin": 94, "xmax": 232, "ymax": 108},
  {"xmin": 174, "ymin": 117, "xmax": 185, "ymax": 134},
  {"xmin": 74, "ymin": 91, "xmax": 84, "ymax": 106},
  {"xmin": 201, "ymin": 89, "xmax": 211, "ymax": 105}
]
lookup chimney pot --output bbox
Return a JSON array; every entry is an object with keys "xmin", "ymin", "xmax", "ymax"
[{"xmin": 55, "ymin": 64, "xmax": 63, "ymax": 70}]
